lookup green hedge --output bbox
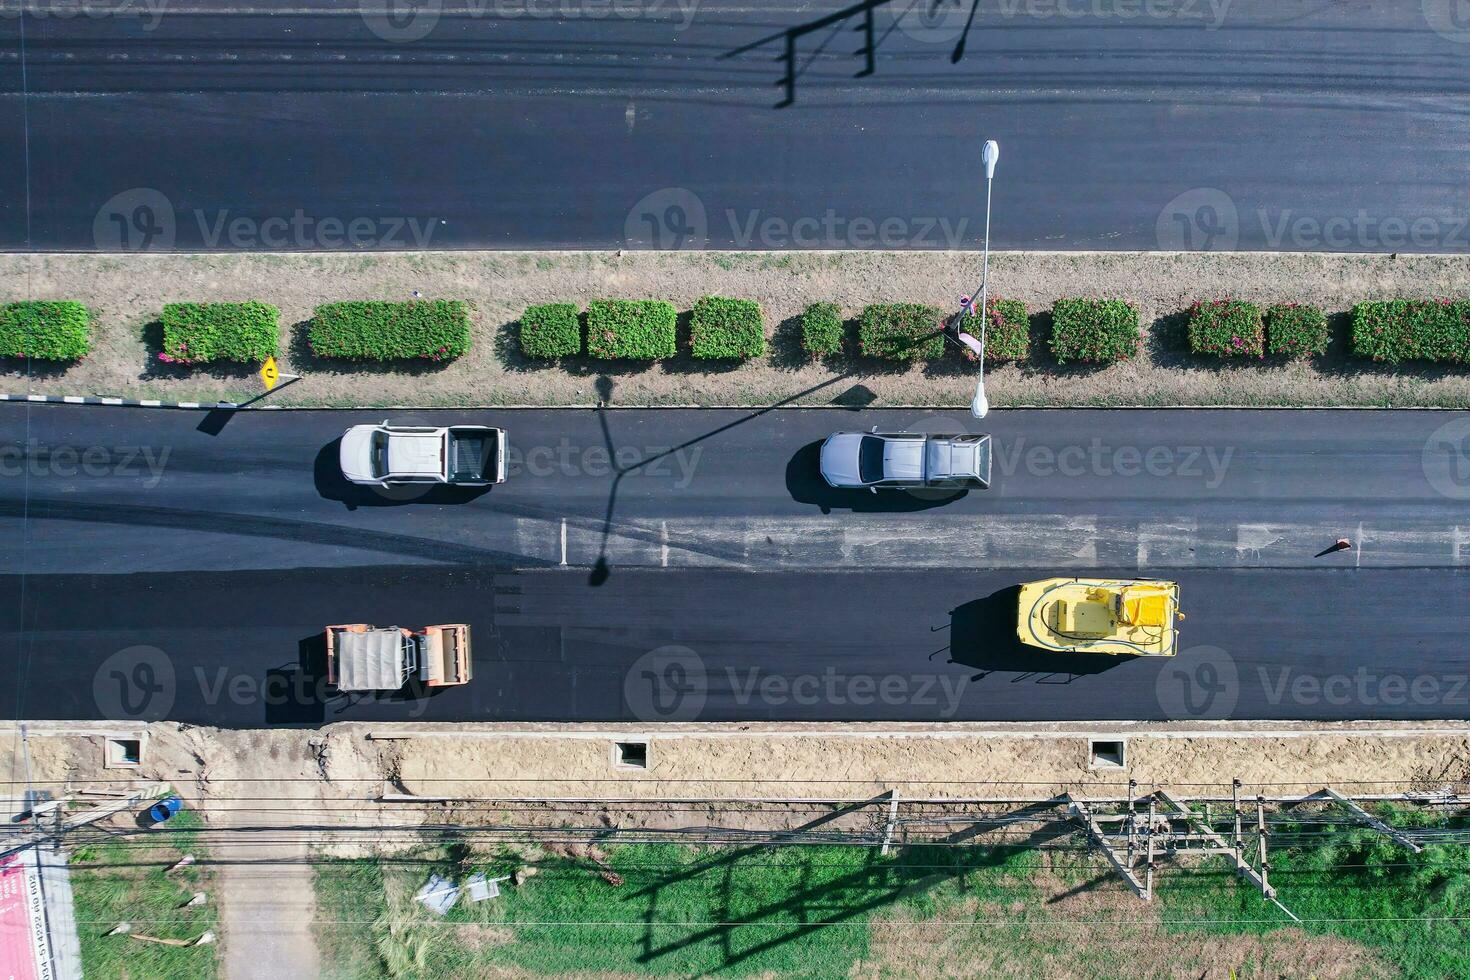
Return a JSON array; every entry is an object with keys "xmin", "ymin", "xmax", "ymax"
[
  {"xmin": 1049, "ymin": 298, "xmax": 1139, "ymax": 364},
  {"xmin": 957, "ymin": 298, "xmax": 1029, "ymax": 362},
  {"xmin": 1351, "ymin": 300, "xmax": 1470, "ymax": 364},
  {"xmin": 520, "ymin": 302, "xmax": 582, "ymax": 359},
  {"xmin": 857, "ymin": 303, "xmax": 944, "ymax": 361},
  {"xmin": 690, "ymin": 296, "xmax": 766, "ymax": 360},
  {"xmin": 1266, "ymin": 303, "xmax": 1329, "ymax": 358},
  {"xmin": 586, "ymin": 299, "xmax": 677, "ymax": 359},
  {"xmin": 160, "ymin": 301, "xmax": 278, "ymax": 364},
  {"xmin": 801, "ymin": 302, "xmax": 845, "ymax": 357},
  {"xmin": 309, "ymin": 300, "xmax": 471, "ymax": 362},
  {"xmin": 1187, "ymin": 299, "xmax": 1264, "ymax": 358},
  {"xmin": 0, "ymin": 301, "xmax": 91, "ymax": 360}
]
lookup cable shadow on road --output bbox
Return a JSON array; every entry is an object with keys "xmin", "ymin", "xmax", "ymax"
[
  {"xmin": 586, "ymin": 366, "xmax": 884, "ymax": 586},
  {"xmin": 722, "ymin": 0, "xmax": 983, "ymax": 107},
  {"xmin": 943, "ymin": 586, "xmax": 1129, "ymax": 683}
]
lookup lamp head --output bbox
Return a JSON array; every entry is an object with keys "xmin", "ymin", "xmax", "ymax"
[{"xmin": 982, "ymin": 139, "xmax": 999, "ymax": 180}]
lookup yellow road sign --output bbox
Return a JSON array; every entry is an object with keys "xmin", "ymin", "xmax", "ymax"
[{"xmin": 260, "ymin": 356, "xmax": 280, "ymax": 391}]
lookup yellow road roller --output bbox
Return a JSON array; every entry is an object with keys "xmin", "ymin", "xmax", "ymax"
[{"xmin": 1017, "ymin": 578, "xmax": 1182, "ymax": 657}]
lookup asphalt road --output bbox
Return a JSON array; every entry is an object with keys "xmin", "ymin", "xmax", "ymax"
[
  {"xmin": 3, "ymin": 404, "xmax": 1470, "ymax": 725},
  {"xmin": 4, "ymin": 1, "xmax": 1470, "ymax": 251}
]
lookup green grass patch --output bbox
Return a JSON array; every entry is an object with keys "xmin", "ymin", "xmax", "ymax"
[
  {"xmin": 0, "ymin": 301, "xmax": 92, "ymax": 360},
  {"xmin": 314, "ymin": 843, "xmax": 1039, "ymax": 979},
  {"xmin": 857, "ymin": 303, "xmax": 945, "ymax": 361},
  {"xmin": 311, "ymin": 829, "xmax": 1469, "ymax": 979},
  {"xmin": 310, "ymin": 300, "xmax": 472, "ymax": 362},
  {"xmin": 519, "ymin": 302, "xmax": 582, "ymax": 358},
  {"xmin": 1049, "ymin": 298, "xmax": 1140, "ymax": 364},
  {"xmin": 1351, "ymin": 299, "xmax": 1470, "ymax": 364},
  {"xmin": 585, "ymin": 299, "xmax": 677, "ymax": 359},
  {"xmin": 71, "ymin": 808, "xmax": 218, "ymax": 980},
  {"xmin": 689, "ymin": 296, "xmax": 766, "ymax": 360},
  {"xmin": 1161, "ymin": 806, "xmax": 1470, "ymax": 979},
  {"xmin": 800, "ymin": 302, "xmax": 845, "ymax": 357},
  {"xmin": 160, "ymin": 301, "xmax": 280, "ymax": 365},
  {"xmin": 1187, "ymin": 299, "xmax": 1264, "ymax": 358},
  {"xmin": 1266, "ymin": 302, "xmax": 1330, "ymax": 358}
]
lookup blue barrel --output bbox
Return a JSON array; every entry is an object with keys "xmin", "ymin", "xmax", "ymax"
[{"xmin": 147, "ymin": 796, "xmax": 184, "ymax": 823}]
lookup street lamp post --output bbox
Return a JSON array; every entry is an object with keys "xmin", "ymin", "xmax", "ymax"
[{"xmin": 963, "ymin": 139, "xmax": 1000, "ymax": 419}]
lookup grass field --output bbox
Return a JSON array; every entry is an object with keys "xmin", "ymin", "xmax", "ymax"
[
  {"xmin": 69, "ymin": 808, "xmax": 219, "ymax": 980},
  {"xmin": 311, "ymin": 816, "xmax": 1467, "ymax": 980}
]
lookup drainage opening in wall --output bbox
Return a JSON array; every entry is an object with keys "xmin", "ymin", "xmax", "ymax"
[
  {"xmin": 1089, "ymin": 739, "xmax": 1126, "ymax": 769},
  {"xmin": 614, "ymin": 741, "xmax": 648, "ymax": 770},
  {"xmin": 105, "ymin": 737, "xmax": 143, "ymax": 769}
]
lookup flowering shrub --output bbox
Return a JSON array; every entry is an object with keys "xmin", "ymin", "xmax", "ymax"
[
  {"xmin": 800, "ymin": 302, "xmax": 845, "ymax": 357},
  {"xmin": 1352, "ymin": 299, "xmax": 1470, "ymax": 364},
  {"xmin": 690, "ymin": 296, "xmax": 766, "ymax": 359},
  {"xmin": 1049, "ymin": 298, "xmax": 1139, "ymax": 364},
  {"xmin": 309, "ymin": 300, "xmax": 471, "ymax": 361},
  {"xmin": 1266, "ymin": 303, "xmax": 1329, "ymax": 358},
  {"xmin": 585, "ymin": 299, "xmax": 677, "ymax": 359},
  {"xmin": 519, "ymin": 303, "xmax": 582, "ymax": 358},
  {"xmin": 858, "ymin": 303, "xmax": 945, "ymax": 361},
  {"xmin": 957, "ymin": 297, "xmax": 1029, "ymax": 362},
  {"xmin": 1187, "ymin": 299, "xmax": 1264, "ymax": 358},
  {"xmin": 0, "ymin": 301, "xmax": 92, "ymax": 360},
  {"xmin": 160, "ymin": 301, "xmax": 278, "ymax": 364}
]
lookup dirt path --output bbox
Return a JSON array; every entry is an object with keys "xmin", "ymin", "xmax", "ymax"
[
  {"xmin": 215, "ymin": 838, "xmax": 319, "ymax": 980},
  {"xmin": 5, "ymin": 250, "xmax": 1470, "ymax": 408}
]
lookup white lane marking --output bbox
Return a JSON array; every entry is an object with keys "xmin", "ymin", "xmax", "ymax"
[
  {"xmin": 1356, "ymin": 520, "xmax": 1364, "ymax": 568},
  {"xmin": 560, "ymin": 518, "xmax": 567, "ymax": 566},
  {"xmin": 660, "ymin": 521, "xmax": 669, "ymax": 567}
]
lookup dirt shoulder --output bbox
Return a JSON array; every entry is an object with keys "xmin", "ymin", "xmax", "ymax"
[{"xmin": 5, "ymin": 250, "xmax": 1470, "ymax": 408}]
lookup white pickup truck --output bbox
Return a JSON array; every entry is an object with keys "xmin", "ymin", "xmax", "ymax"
[{"xmin": 339, "ymin": 421, "xmax": 506, "ymax": 488}]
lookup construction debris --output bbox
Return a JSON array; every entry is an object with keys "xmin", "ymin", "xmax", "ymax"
[{"xmin": 414, "ymin": 874, "xmax": 460, "ymax": 916}]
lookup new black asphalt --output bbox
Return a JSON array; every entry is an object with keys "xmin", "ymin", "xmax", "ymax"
[
  {"xmin": 4, "ymin": 1, "xmax": 1469, "ymax": 251},
  {"xmin": 3, "ymin": 404, "xmax": 1469, "ymax": 725}
]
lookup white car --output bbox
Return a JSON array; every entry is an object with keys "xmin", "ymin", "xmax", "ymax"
[
  {"xmin": 339, "ymin": 422, "xmax": 506, "ymax": 487},
  {"xmin": 820, "ymin": 428, "xmax": 991, "ymax": 492}
]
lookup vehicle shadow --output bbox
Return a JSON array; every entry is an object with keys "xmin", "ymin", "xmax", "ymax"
[
  {"xmin": 784, "ymin": 440, "xmax": 968, "ymax": 514},
  {"xmin": 263, "ymin": 633, "xmax": 331, "ymax": 725},
  {"xmin": 313, "ymin": 438, "xmax": 493, "ymax": 511},
  {"xmin": 943, "ymin": 587, "xmax": 1130, "ymax": 682}
]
